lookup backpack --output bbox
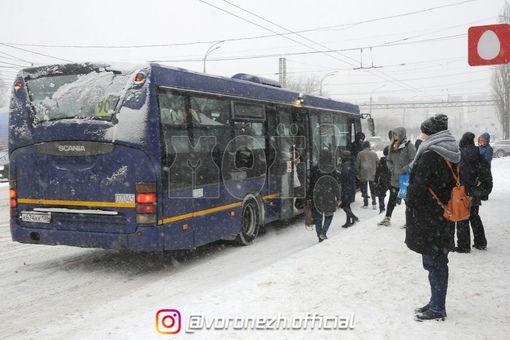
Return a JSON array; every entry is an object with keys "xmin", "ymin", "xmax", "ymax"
[{"xmin": 428, "ymin": 159, "xmax": 472, "ymax": 222}]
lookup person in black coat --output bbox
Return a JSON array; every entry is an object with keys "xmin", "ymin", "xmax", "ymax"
[
  {"xmin": 374, "ymin": 145, "xmax": 391, "ymax": 214},
  {"xmin": 405, "ymin": 114, "xmax": 461, "ymax": 322},
  {"xmin": 349, "ymin": 131, "xmax": 366, "ymax": 160},
  {"xmin": 455, "ymin": 132, "xmax": 493, "ymax": 252},
  {"xmin": 308, "ymin": 149, "xmax": 341, "ymax": 242},
  {"xmin": 339, "ymin": 150, "xmax": 359, "ymax": 228}
]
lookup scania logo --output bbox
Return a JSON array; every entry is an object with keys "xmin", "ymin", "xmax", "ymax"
[{"xmin": 58, "ymin": 145, "xmax": 86, "ymax": 152}]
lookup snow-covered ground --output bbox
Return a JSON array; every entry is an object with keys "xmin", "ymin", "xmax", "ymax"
[{"xmin": 1, "ymin": 157, "xmax": 509, "ymax": 340}]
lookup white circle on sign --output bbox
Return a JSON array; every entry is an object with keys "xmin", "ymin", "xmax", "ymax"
[{"xmin": 477, "ymin": 30, "xmax": 501, "ymax": 60}]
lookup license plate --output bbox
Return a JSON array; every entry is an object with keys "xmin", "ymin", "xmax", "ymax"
[{"xmin": 21, "ymin": 212, "xmax": 51, "ymax": 223}]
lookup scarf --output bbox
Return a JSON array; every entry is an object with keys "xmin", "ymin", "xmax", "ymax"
[{"xmin": 410, "ymin": 130, "xmax": 460, "ymax": 169}]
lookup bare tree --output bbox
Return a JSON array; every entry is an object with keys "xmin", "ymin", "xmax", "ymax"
[
  {"xmin": 285, "ymin": 74, "xmax": 322, "ymax": 95},
  {"xmin": 491, "ymin": 1, "xmax": 510, "ymax": 139},
  {"xmin": 492, "ymin": 65, "xmax": 510, "ymax": 139}
]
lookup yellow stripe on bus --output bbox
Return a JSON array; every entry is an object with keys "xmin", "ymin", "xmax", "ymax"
[
  {"xmin": 17, "ymin": 198, "xmax": 135, "ymax": 208},
  {"xmin": 159, "ymin": 202, "xmax": 242, "ymax": 224},
  {"xmin": 158, "ymin": 193, "xmax": 281, "ymax": 225}
]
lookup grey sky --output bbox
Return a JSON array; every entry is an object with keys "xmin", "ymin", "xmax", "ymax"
[{"xmin": 0, "ymin": 0, "xmax": 506, "ymax": 105}]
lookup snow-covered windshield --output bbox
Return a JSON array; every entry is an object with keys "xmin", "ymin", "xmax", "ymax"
[{"xmin": 25, "ymin": 67, "xmax": 132, "ymax": 123}]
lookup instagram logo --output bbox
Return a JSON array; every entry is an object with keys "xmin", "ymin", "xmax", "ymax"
[{"xmin": 156, "ymin": 309, "xmax": 181, "ymax": 334}]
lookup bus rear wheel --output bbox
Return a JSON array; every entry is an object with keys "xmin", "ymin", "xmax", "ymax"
[{"xmin": 236, "ymin": 199, "xmax": 260, "ymax": 246}]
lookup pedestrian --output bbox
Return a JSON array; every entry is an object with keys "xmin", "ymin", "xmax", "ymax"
[
  {"xmin": 374, "ymin": 145, "xmax": 391, "ymax": 214},
  {"xmin": 339, "ymin": 150, "xmax": 359, "ymax": 228},
  {"xmin": 356, "ymin": 140, "xmax": 379, "ymax": 209},
  {"xmin": 477, "ymin": 132, "xmax": 493, "ymax": 168},
  {"xmin": 377, "ymin": 127, "xmax": 416, "ymax": 226},
  {"xmin": 349, "ymin": 131, "xmax": 366, "ymax": 160},
  {"xmin": 405, "ymin": 113, "xmax": 460, "ymax": 321},
  {"xmin": 307, "ymin": 149, "xmax": 341, "ymax": 242},
  {"xmin": 455, "ymin": 132, "xmax": 493, "ymax": 253}
]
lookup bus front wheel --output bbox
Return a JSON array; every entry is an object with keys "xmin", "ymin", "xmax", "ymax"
[{"xmin": 236, "ymin": 199, "xmax": 260, "ymax": 246}]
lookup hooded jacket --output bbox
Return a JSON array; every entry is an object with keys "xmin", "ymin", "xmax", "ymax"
[
  {"xmin": 387, "ymin": 127, "xmax": 416, "ymax": 188},
  {"xmin": 478, "ymin": 132, "xmax": 493, "ymax": 167}
]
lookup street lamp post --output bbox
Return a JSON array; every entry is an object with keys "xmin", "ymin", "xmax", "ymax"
[
  {"xmin": 369, "ymin": 84, "xmax": 386, "ymax": 118},
  {"xmin": 319, "ymin": 71, "xmax": 337, "ymax": 96},
  {"xmin": 203, "ymin": 41, "xmax": 224, "ymax": 73}
]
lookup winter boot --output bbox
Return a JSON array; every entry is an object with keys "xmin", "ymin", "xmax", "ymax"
[
  {"xmin": 414, "ymin": 304, "xmax": 429, "ymax": 314},
  {"xmin": 473, "ymin": 244, "xmax": 487, "ymax": 250},
  {"xmin": 342, "ymin": 217, "xmax": 352, "ymax": 228},
  {"xmin": 415, "ymin": 309, "xmax": 447, "ymax": 321}
]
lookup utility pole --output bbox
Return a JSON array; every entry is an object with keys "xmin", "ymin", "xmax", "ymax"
[{"xmin": 279, "ymin": 58, "xmax": 286, "ymax": 88}]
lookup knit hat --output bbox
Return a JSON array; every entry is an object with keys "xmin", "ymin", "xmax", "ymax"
[
  {"xmin": 383, "ymin": 145, "xmax": 389, "ymax": 156},
  {"xmin": 362, "ymin": 140, "xmax": 371, "ymax": 149},
  {"xmin": 420, "ymin": 114, "xmax": 448, "ymax": 135},
  {"xmin": 459, "ymin": 132, "xmax": 475, "ymax": 147}
]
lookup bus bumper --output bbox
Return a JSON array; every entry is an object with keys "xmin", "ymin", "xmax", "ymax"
[{"xmin": 10, "ymin": 222, "xmax": 165, "ymax": 251}]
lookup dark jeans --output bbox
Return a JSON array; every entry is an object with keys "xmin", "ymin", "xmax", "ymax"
[
  {"xmin": 313, "ymin": 208, "xmax": 333, "ymax": 238},
  {"xmin": 360, "ymin": 181, "xmax": 377, "ymax": 206},
  {"xmin": 385, "ymin": 186, "xmax": 399, "ymax": 218},
  {"xmin": 422, "ymin": 253, "xmax": 449, "ymax": 313},
  {"xmin": 456, "ymin": 205, "xmax": 487, "ymax": 249}
]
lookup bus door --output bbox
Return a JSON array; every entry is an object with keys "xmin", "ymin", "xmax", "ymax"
[
  {"xmin": 291, "ymin": 108, "xmax": 308, "ymax": 213},
  {"xmin": 267, "ymin": 106, "xmax": 306, "ymax": 220}
]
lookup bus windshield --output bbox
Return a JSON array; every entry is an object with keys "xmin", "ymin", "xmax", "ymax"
[{"xmin": 25, "ymin": 69, "xmax": 132, "ymax": 123}]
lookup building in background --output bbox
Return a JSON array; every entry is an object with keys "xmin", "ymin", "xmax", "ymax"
[{"xmin": 360, "ymin": 94, "xmax": 499, "ymax": 144}]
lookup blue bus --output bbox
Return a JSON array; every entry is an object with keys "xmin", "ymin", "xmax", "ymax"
[{"xmin": 9, "ymin": 62, "xmax": 364, "ymax": 251}]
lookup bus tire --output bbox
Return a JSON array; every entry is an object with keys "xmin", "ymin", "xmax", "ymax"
[{"xmin": 236, "ymin": 199, "xmax": 260, "ymax": 246}]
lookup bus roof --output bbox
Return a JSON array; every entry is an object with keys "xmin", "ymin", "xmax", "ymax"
[{"xmin": 150, "ymin": 63, "xmax": 360, "ymax": 115}]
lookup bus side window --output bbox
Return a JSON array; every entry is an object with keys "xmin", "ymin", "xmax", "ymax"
[{"xmin": 159, "ymin": 93, "xmax": 186, "ymax": 125}]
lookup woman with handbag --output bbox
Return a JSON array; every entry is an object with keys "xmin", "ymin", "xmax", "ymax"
[
  {"xmin": 405, "ymin": 113, "xmax": 461, "ymax": 321},
  {"xmin": 378, "ymin": 127, "xmax": 416, "ymax": 226}
]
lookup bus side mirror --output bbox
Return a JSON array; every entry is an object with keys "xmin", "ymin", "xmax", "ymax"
[{"xmin": 367, "ymin": 118, "xmax": 375, "ymax": 137}]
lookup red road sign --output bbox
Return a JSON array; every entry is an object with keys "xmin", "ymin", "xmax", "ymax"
[{"xmin": 468, "ymin": 23, "xmax": 510, "ymax": 66}]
